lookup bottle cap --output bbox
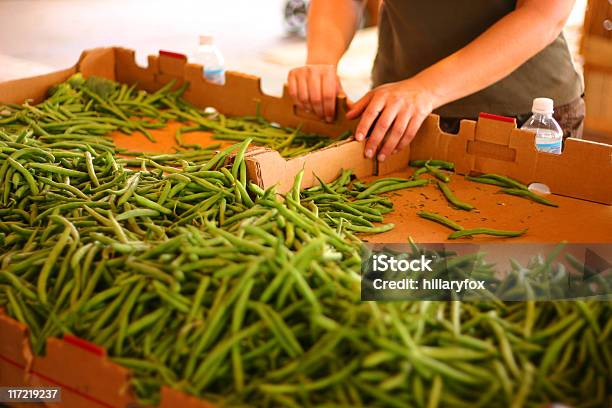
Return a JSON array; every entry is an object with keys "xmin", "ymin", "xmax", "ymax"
[
  {"xmin": 199, "ymin": 35, "xmax": 214, "ymax": 45},
  {"xmin": 532, "ymin": 97, "xmax": 554, "ymax": 115}
]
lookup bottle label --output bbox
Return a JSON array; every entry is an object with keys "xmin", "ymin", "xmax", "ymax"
[
  {"xmin": 204, "ymin": 68, "xmax": 225, "ymax": 85},
  {"xmin": 536, "ymin": 140, "xmax": 562, "ymax": 154}
]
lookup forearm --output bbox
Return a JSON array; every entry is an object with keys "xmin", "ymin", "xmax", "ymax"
[
  {"xmin": 415, "ymin": 1, "xmax": 574, "ymax": 109},
  {"xmin": 306, "ymin": 0, "xmax": 365, "ymax": 65}
]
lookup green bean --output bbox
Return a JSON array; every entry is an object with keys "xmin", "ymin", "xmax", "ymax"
[
  {"xmin": 5, "ymin": 287, "xmax": 28, "ymax": 326},
  {"xmin": 410, "ymin": 159, "xmax": 455, "ymax": 171},
  {"xmin": 6, "ymin": 157, "xmax": 39, "ymax": 195},
  {"xmin": 465, "ymin": 175, "xmax": 509, "ymax": 187},
  {"xmin": 133, "ymin": 193, "xmax": 173, "ymax": 215},
  {"xmin": 448, "ymin": 228, "xmax": 527, "ymax": 240},
  {"xmin": 329, "ymin": 217, "xmax": 395, "ymax": 234},
  {"xmin": 425, "ymin": 163, "xmax": 451, "ymax": 183},
  {"xmin": 488, "ymin": 315, "xmax": 520, "ymax": 378},
  {"xmin": 79, "ymin": 286, "xmax": 123, "ymax": 313},
  {"xmin": 499, "ymin": 188, "xmax": 559, "ymax": 207},
  {"xmin": 479, "ymin": 174, "xmax": 528, "ymax": 190},
  {"xmin": 427, "ymin": 375, "xmax": 443, "ymax": 408},
  {"xmin": 380, "ymin": 179, "xmax": 429, "ymax": 193},
  {"xmin": 417, "ymin": 211, "xmax": 464, "ymax": 231},
  {"xmin": 90, "ymin": 284, "xmax": 132, "ymax": 336},
  {"xmin": 538, "ymin": 320, "xmax": 584, "ymax": 379},
  {"xmin": 260, "ymin": 360, "xmax": 359, "ymax": 394},
  {"xmin": 437, "ymin": 181, "xmax": 474, "ymax": 211},
  {"xmin": 114, "ymin": 280, "xmax": 146, "ymax": 355},
  {"xmin": 357, "ymin": 179, "xmax": 423, "ymax": 199},
  {"xmin": 84, "ymin": 151, "xmax": 100, "ymax": 187},
  {"xmin": 125, "ymin": 259, "xmax": 174, "ymax": 284},
  {"xmin": 28, "ymin": 162, "xmax": 88, "ymax": 178},
  {"xmin": 115, "ymin": 208, "xmax": 160, "ymax": 221},
  {"xmin": 37, "ymin": 227, "xmax": 72, "ymax": 304},
  {"xmin": 125, "ymin": 308, "xmax": 167, "ymax": 338},
  {"xmin": 253, "ymin": 302, "xmax": 303, "ymax": 357},
  {"xmin": 326, "ymin": 212, "xmax": 374, "ymax": 227}
]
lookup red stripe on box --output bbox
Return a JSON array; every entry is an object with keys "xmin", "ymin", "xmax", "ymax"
[
  {"xmin": 64, "ymin": 335, "xmax": 106, "ymax": 357},
  {"xmin": 159, "ymin": 50, "xmax": 187, "ymax": 60},
  {"xmin": 30, "ymin": 370, "xmax": 116, "ymax": 408},
  {"xmin": 0, "ymin": 352, "xmax": 22, "ymax": 369},
  {"xmin": 479, "ymin": 112, "xmax": 515, "ymax": 123}
]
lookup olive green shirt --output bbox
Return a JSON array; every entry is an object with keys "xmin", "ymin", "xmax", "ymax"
[{"xmin": 372, "ymin": 0, "xmax": 583, "ymax": 118}]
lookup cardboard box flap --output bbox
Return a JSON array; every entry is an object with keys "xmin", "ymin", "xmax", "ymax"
[
  {"xmin": 77, "ymin": 47, "xmax": 117, "ymax": 81},
  {"xmin": 109, "ymin": 47, "xmax": 358, "ymax": 136},
  {"xmin": 245, "ymin": 139, "xmax": 375, "ymax": 192},
  {"xmin": 0, "ymin": 67, "xmax": 76, "ymax": 105},
  {"xmin": 32, "ymin": 336, "xmax": 135, "ymax": 407},
  {"xmin": 0, "ymin": 308, "xmax": 221, "ymax": 408},
  {"xmin": 0, "ymin": 309, "xmax": 33, "ymax": 368},
  {"xmin": 385, "ymin": 114, "xmax": 612, "ymax": 204}
]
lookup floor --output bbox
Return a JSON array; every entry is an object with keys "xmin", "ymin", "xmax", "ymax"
[{"xmin": 0, "ymin": 0, "xmax": 300, "ymax": 95}]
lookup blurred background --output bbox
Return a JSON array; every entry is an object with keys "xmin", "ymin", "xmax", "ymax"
[{"xmin": 0, "ymin": 0, "xmax": 609, "ymax": 142}]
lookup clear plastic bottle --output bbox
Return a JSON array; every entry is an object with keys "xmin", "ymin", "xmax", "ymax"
[
  {"xmin": 194, "ymin": 35, "xmax": 225, "ymax": 85},
  {"xmin": 520, "ymin": 98, "xmax": 563, "ymax": 154}
]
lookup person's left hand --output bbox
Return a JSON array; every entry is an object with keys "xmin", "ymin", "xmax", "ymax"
[{"xmin": 346, "ymin": 78, "xmax": 437, "ymax": 162}]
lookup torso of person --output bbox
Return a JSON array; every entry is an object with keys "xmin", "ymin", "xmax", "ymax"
[{"xmin": 372, "ymin": 0, "xmax": 584, "ymax": 118}]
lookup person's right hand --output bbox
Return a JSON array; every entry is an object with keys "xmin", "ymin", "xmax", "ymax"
[{"xmin": 287, "ymin": 64, "xmax": 344, "ymax": 123}]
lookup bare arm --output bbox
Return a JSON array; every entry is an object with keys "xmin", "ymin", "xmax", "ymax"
[
  {"xmin": 347, "ymin": 0, "xmax": 576, "ymax": 161},
  {"xmin": 288, "ymin": 0, "xmax": 366, "ymax": 121},
  {"xmin": 416, "ymin": 0, "xmax": 576, "ymax": 109},
  {"xmin": 306, "ymin": 0, "xmax": 365, "ymax": 65}
]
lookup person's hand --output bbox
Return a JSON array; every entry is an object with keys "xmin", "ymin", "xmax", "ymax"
[
  {"xmin": 288, "ymin": 64, "xmax": 344, "ymax": 122},
  {"xmin": 346, "ymin": 79, "xmax": 437, "ymax": 161}
]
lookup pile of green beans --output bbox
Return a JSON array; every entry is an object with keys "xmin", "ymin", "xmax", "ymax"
[
  {"xmin": 300, "ymin": 170, "xmax": 429, "ymax": 235},
  {"xmin": 0, "ymin": 74, "xmax": 188, "ymax": 146},
  {"xmin": 159, "ymin": 96, "xmax": 351, "ymax": 158},
  {"xmin": 0, "ymin": 74, "xmax": 348, "ymax": 159},
  {"xmin": 186, "ymin": 108, "xmax": 351, "ymax": 158},
  {"xmin": 0, "ymin": 81, "xmax": 609, "ymax": 408}
]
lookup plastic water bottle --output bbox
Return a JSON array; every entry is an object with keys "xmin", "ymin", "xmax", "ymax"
[
  {"xmin": 194, "ymin": 35, "xmax": 225, "ymax": 85},
  {"xmin": 520, "ymin": 98, "xmax": 563, "ymax": 154}
]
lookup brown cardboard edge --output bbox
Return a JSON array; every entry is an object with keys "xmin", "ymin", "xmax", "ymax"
[
  {"xmin": 2, "ymin": 46, "xmax": 608, "ymax": 203},
  {"xmin": 246, "ymin": 112, "xmax": 612, "ymax": 204},
  {"xmin": 380, "ymin": 114, "xmax": 612, "ymax": 205},
  {"xmin": 110, "ymin": 47, "xmax": 358, "ymax": 137},
  {"xmin": 0, "ymin": 308, "xmax": 32, "ymax": 368},
  {"xmin": 30, "ymin": 337, "xmax": 137, "ymax": 408},
  {"xmin": 244, "ymin": 137, "xmax": 375, "ymax": 192},
  {"xmin": 0, "ymin": 67, "xmax": 76, "ymax": 104},
  {"xmin": 0, "ymin": 308, "xmax": 219, "ymax": 408}
]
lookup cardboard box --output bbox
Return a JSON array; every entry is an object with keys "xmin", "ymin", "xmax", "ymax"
[
  {"xmin": 0, "ymin": 307, "xmax": 216, "ymax": 408},
  {"xmin": 1, "ymin": 47, "xmax": 610, "ymax": 205},
  {"xmin": 1, "ymin": 47, "xmax": 611, "ymax": 408},
  {"xmin": 580, "ymin": 0, "xmax": 612, "ymax": 138},
  {"xmin": 247, "ymin": 112, "xmax": 612, "ymax": 204}
]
